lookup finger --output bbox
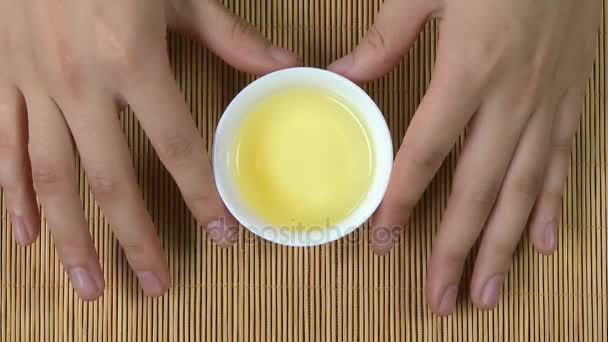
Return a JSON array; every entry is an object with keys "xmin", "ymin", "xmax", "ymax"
[
  {"xmin": 61, "ymin": 98, "xmax": 171, "ymax": 296},
  {"xmin": 328, "ymin": 0, "xmax": 436, "ymax": 82},
  {"xmin": 25, "ymin": 90, "xmax": 104, "ymax": 301},
  {"xmin": 169, "ymin": 0, "xmax": 299, "ymax": 75},
  {"xmin": 122, "ymin": 58, "xmax": 239, "ymax": 247},
  {"xmin": 425, "ymin": 93, "xmax": 531, "ymax": 316},
  {"xmin": 370, "ymin": 56, "xmax": 485, "ymax": 255},
  {"xmin": 0, "ymin": 83, "xmax": 40, "ymax": 246},
  {"xmin": 528, "ymin": 88, "xmax": 585, "ymax": 254},
  {"xmin": 470, "ymin": 108, "xmax": 554, "ymax": 310}
]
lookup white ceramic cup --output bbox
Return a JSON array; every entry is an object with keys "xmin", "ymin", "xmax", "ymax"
[{"xmin": 213, "ymin": 67, "xmax": 393, "ymax": 247}]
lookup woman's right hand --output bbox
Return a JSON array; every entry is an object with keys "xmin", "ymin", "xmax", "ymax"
[{"xmin": 0, "ymin": 0, "xmax": 299, "ymax": 300}]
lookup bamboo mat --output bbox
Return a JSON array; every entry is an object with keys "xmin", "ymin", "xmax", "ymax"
[{"xmin": 2, "ymin": 1, "xmax": 607, "ymax": 341}]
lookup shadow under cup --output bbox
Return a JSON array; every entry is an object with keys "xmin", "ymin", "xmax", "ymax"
[{"xmin": 213, "ymin": 67, "xmax": 393, "ymax": 247}]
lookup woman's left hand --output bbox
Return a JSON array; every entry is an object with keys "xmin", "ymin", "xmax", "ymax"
[{"xmin": 329, "ymin": 0, "xmax": 600, "ymax": 315}]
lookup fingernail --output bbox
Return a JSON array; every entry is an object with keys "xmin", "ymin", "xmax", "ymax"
[
  {"xmin": 68, "ymin": 267, "xmax": 101, "ymax": 301},
  {"xmin": 136, "ymin": 271, "xmax": 166, "ymax": 296},
  {"xmin": 207, "ymin": 218, "xmax": 239, "ymax": 247},
  {"xmin": 370, "ymin": 225, "xmax": 395, "ymax": 255},
  {"xmin": 270, "ymin": 46, "xmax": 297, "ymax": 66},
  {"xmin": 481, "ymin": 274, "xmax": 505, "ymax": 308},
  {"xmin": 11, "ymin": 215, "xmax": 31, "ymax": 246},
  {"xmin": 545, "ymin": 221, "xmax": 556, "ymax": 250},
  {"xmin": 328, "ymin": 54, "xmax": 354, "ymax": 75},
  {"xmin": 439, "ymin": 284, "xmax": 459, "ymax": 315}
]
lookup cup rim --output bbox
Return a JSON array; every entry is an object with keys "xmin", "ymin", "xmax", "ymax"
[{"xmin": 213, "ymin": 67, "xmax": 393, "ymax": 247}]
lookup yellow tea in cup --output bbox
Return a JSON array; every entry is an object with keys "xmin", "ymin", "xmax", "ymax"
[{"xmin": 231, "ymin": 87, "xmax": 374, "ymax": 230}]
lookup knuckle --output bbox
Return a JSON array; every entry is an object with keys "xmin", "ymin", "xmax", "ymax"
[
  {"xmin": 0, "ymin": 129, "xmax": 17, "ymax": 155},
  {"xmin": 31, "ymin": 162, "xmax": 66, "ymax": 192},
  {"xmin": 184, "ymin": 191, "xmax": 222, "ymax": 222},
  {"xmin": 101, "ymin": 37, "xmax": 142, "ymax": 75},
  {"xmin": 230, "ymin": 16, "xmax": 254, "ymax": 41},
  {"xmin": 0, "ymin": 30, "xmax": 18, "ymax": 65},
  {"xmin": 384, "ymin": 187, "xmax": 417, "ymax": 218},
  {"xmin": 120, "ymin": 239, "xmax": 148, "ymax": 259},
  {"xmin": 157, "ymin": 134, "xmax": 195, "ymax": 165},
  {"xmin": 93, "ymin": 18, "xmax": 151, "ymax": 78},
  {"xmin": 393, "ymin": 195, "xmax": 415, "ymax": 216},
  {"xmin": 457, "ymin": 40, "xmax": 502, "ymax": 84},
  {"xmin": 466, "ymin": 39, "xmax": 499, "ymax": 65},
  {"xmin": 52, "ymin": 43, "xmax": 84, "ymax": 95},
  {"xmin": 509, "ymin": 174, "xmax": 543, "ymax": 202},
  {"xmin": 363, "ymin": 26, "xmax": 388, "ymax": 53},
  {"xmin": 437, "ymin": 244, "xmax": 469, "ymax": 268},
  {"xmin": 470, "ymin": 183, "xmax": 500, "ymax": 209},
  {"xmin": 405, "ymin": 142, "xmax": 445, "ymax": 172},
  {"xmin": 54, "ymin": 235, "xmax": 90, "ymax": 260},
  {"xmin": 434, "ymin": 227, "xmax": 479, "ymax": 267},
  {"xmin": 0, "ymin": 93, "xmax": 13, "ymax": 115},
  {"xmin": 89, "ymin": 173, "xmax": 120, "ymax": 200},
  {"xmin": 119, "ymin": 234, "xmax": 161, "ymax": 266},
  {"xmin": 454, "ymin": 179, "xmax": 501, "ymax": 212},
  {"xmin": 489, "ymin": 237, "xmax": 517, "ymax": 258},
  {"xmin": 515, "ymin": 63, "xmax": 546, "ymax": 103},
  {"xmin": 184, "ymin": 191, "xmax": 214, "ymax": 207}
]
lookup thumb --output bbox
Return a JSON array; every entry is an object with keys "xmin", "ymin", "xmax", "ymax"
[
  {"xmin": 169, "ymin": 0, "xmax": 300, "ymax": 75},
  {"xmin": 328, "ymin": 0, "xmax": 436, "ymax": 83}
]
